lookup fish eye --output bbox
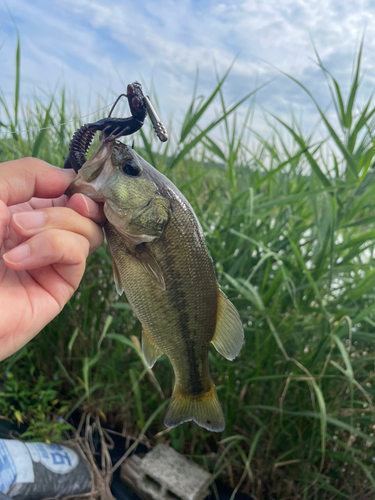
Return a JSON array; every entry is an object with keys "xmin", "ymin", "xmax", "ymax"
[{"xmin": 121, "ymin": 160, "xmax": 141, "ymax": 176}]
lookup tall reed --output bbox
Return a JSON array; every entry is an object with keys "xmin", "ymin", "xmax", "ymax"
[{"xmin": 1, "ymin": 39, "xmax": 375, "ymax": 499}]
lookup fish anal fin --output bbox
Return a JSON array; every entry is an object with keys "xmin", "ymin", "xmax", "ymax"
[
  {"xmin": 142, "ymin": 325, "xmax": 163, "ymax": 368},
  {"xmin": 164, "ymin": 382, "xmax": 225, "ymax": 432},
  {"xmin": 135, "ymin": 245, "xmax": 166, "ymax": 291},
  {"xmin": 211, "ymin": 289, "xmax": 244, "ymax": 360}
]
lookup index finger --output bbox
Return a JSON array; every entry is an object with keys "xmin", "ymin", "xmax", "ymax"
[{"xmin": 0, "ymin": 158, "xmax": 77, "ymax": 207}]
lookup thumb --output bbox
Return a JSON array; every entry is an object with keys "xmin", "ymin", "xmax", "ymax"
[{"xmin": 0, "ymin": 200, "xmax": 10, "ymax": 250}]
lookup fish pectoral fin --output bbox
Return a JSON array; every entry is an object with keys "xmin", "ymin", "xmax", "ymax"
[
  {"xmin": 142, "ymin": 326, "xmax": 163, "ymax": 368},
  {"xmin": 211, "ymin": 289, "xmax": 244, "ymax": 360},
  {"xmin": 111, "ymin": 256, "xmax": 123, "ymax": 296},
  {"xmin": 105, "ymin": 235, "xmax": 124, "ymax": 296},
  {"xmin": 135, "ymin": 245, "xmax": 166, "ymax": 291}
]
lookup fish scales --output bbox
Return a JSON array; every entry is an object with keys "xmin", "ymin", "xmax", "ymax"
[
  {"xmin": 66, "ymin": 139, "xmax": 244, "ymax": 432},
  {"xmin": 105, "ymin": 186, "xmax": 217, "ymax": 396}
]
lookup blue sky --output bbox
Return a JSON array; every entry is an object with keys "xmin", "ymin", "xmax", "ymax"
[{"xmin": 1, "ymin": 0, "xmax": 375, "ymax": 138}]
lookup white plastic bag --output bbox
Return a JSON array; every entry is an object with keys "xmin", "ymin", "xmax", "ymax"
[{"xmin": 0, "ymin": 439, "xmax": 91, "ymax": 499}]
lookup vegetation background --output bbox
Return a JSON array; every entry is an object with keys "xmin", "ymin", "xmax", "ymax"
[{"xmin": 1, "ymin": 37, "xmax": 375, "ymax": 500}]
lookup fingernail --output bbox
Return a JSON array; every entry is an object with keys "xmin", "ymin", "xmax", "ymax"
[
  {"xmin": 13, "ymin": 211, "xmax": 46, "ymax": 230},
  {"xmin": 79, "ymin": 194, "xmax": 99, "ymax": 215},
  {"xmin": 3, "ymin": 244, "xmax": 30, "ymax": 264}
]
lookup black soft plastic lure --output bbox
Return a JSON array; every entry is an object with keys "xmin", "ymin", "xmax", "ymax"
[{"xmin": 64, "ymin": 82, "xmax": 167, "ymax": 173}]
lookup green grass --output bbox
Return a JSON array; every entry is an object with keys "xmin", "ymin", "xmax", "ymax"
[{"xmin": 2, "ymin": 40, "xmax": 375, "ymax": 499}]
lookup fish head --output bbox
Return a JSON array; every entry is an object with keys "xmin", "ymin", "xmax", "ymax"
[{"xmin": 66, "ymin": 139, "xmax": 161, "ymax": 235}]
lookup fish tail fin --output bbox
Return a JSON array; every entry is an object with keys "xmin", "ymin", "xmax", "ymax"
[{"xmin": 164, "ymin": 382, "xmax": 225, "ymax": 432}]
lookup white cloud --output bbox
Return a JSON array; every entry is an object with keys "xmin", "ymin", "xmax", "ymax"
[{"xmin": 1, "ymin": 0, "xmax": 374, "ymax": 140}]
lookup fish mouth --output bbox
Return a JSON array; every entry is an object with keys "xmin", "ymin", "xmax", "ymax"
[
  {"xmin": 65, "ymin": 176, "xmax": 104, "ymax": 201},
  {"xmin": 65, "ymin": 141, "xmax": 114, "ymax": 201}
]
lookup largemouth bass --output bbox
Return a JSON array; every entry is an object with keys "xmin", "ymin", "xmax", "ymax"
[{"xmin": 67, "ymin": 139, "xmax": 244, "ymax": 432}]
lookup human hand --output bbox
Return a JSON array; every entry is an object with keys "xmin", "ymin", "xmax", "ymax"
[{"xmin": 0, "ymin": 158, "xmax": 106, "ymax": 362}]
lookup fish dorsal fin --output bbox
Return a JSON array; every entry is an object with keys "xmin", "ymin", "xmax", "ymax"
[
  {"xmin": 111, "ymin": 257, "xmax": 123, "ymax": 296},
  {"xmin": 135, "ymin": 245, "xmax": 166, "ymax": 291},
  {"xmin": 142, "ymin": 325, "xmax": 164, "ymax": 368},
  {"xmin": 211, "ymin": 289, "xmax": 244, "ymax": 360}
]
